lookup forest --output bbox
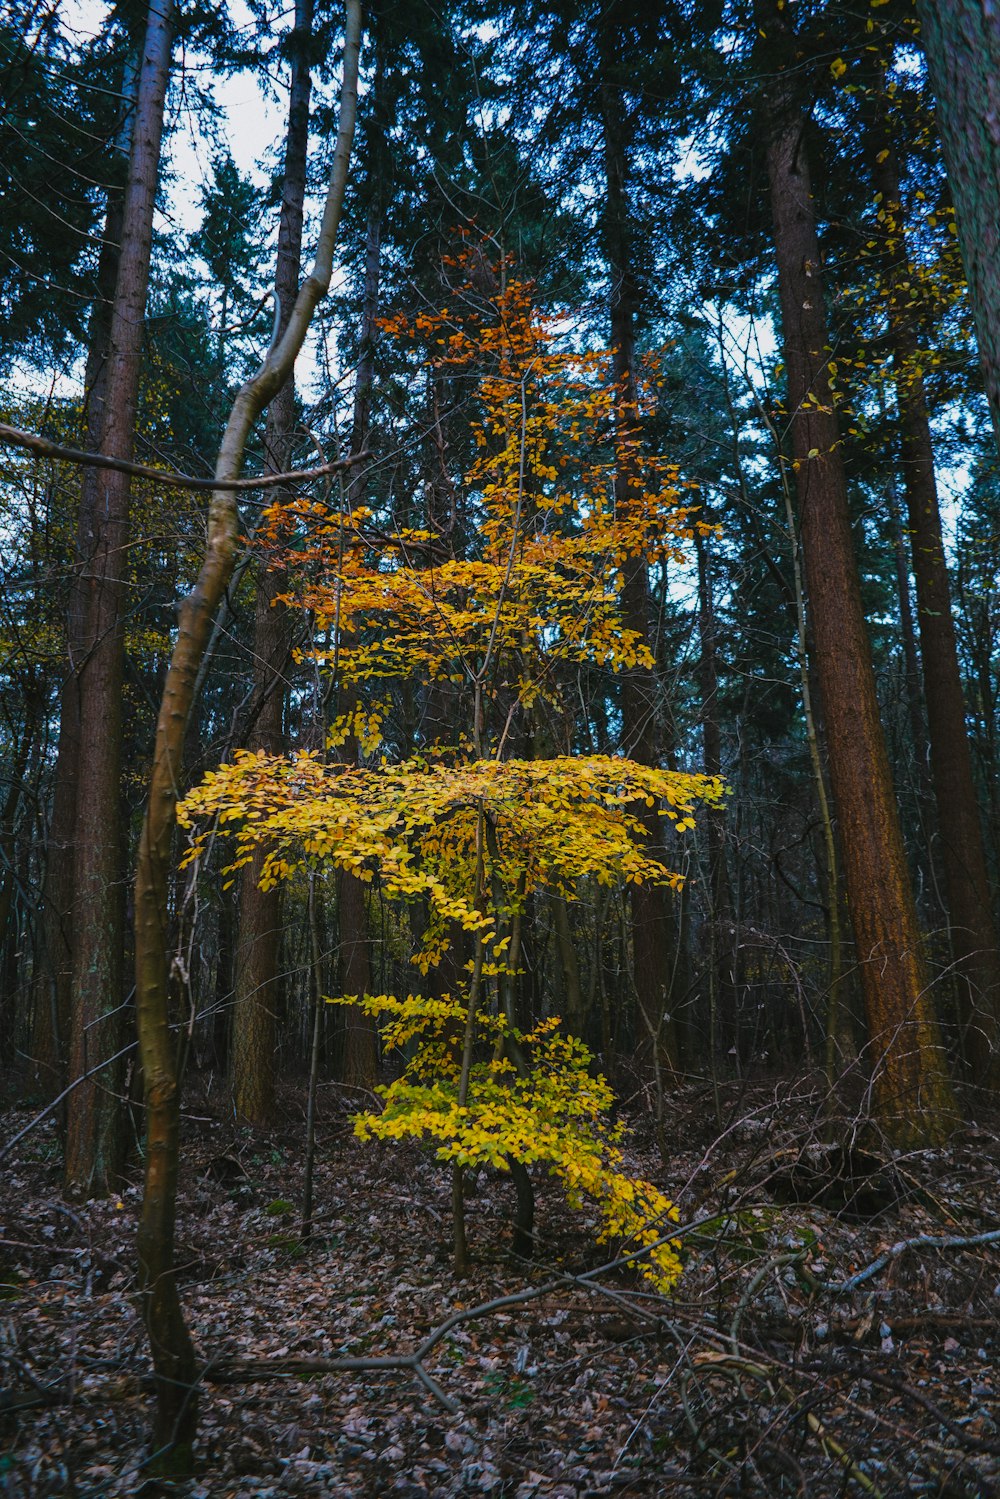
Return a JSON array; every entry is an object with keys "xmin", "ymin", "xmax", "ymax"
[{"xmin": 2, "ymin": 0, "xmax": 1000, "ymax": 1492}]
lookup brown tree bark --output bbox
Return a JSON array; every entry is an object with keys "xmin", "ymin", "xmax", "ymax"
[
  {"xmin": 32, "ymin": 48, "xmax": 140, "ymax": 1097},
  {"xmin": 694, "ymin": 522, "xmax": 738, "ymax": 1063},
  {"xmin": 597, "ymin": 9, "xmax": 679, "ymax": 1077},
  {"xmin": 64, "ymin": 1, "xmax": 174, "ymax": 1197},
  {"xmin": 133, "ymin": 2, "xmax": 360, "ymax": 1470},
  {"xmin": 337, "ymin": 167, "xmax": 383, "ymax": 1092},
  {"xmin": 759, "ymin": 12, "xmax": 958, "ymax": 1144},
  {"xmin": 231, "ymin": 0, "xmax": 315, "ymax": 1125},
  {"xmin": 916, "ymin": 1, "xmax": 1000, "ymax": 449},
  {"xmin": 868, "ymin": 110, "xmax": 1000, "ymax": 1086}
]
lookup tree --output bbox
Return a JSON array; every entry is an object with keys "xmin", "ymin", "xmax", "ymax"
[
  {"xmin": 191, "ymin": 150, "xmax": 264, "ymax": 373},
  {"xmin": 597, "ymin": 0, "xmax": 681, "ymax": 1078},
  {"xmin": 0, "ymin": 6, "xmax": 122, "ymax": 363},
  {"xmin": 64, "ymin": 0, "xmax": 176, "ymax": 1197},
  {"xmin": 133, "ymin": 0, "xmax": 361, "ymax": 1469},
  {"xmin": 756, "ymin": 0, "xmax": 958, "ymax": 1146},
  {"xmin": 864, "ymin": 82, "xmax": 1000, "ymax": 1085},
  {"xmin": 230, "ymin": 0, "xmax": 315, "ymax": 1126},
  {"xmin": 916, "ymin": 1, "xmax": 1000, "ymax": 449},
  {"xmin": 180, "ymin": 254, "xmax": 723, "ymax": 1276},
  {"xmin": 30, "ymin": 12, "xmax": 142, "ymax": 1100}
]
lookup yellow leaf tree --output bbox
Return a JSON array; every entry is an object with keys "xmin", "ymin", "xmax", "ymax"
[{"xmin": 180, "ymin": 243, "xmax": 724, "ymax": 1282}]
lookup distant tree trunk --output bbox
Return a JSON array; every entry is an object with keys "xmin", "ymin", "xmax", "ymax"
[
  {"xmin": 597, "ymin": 9, "xmax": 678, "ymax": 1077},
  {"xmin": 917, "ymin": 1, "xmax": 1000, "ymax": 448},
  {"xmin": 230, "ymin": 0, "xmax": 314, "ymax": 1125},
  {"xmin": 759, "ymin": 15, "xmax": 958, "ymax": 1144},
  {"xmin": 338, "ymin": 865, "xmax": 375, "ymax": 1086},
  {"xmin": 886, "ymin": 478, "xmax": 931, "ymax": 788},
  {"xmin": 0, "ymin": 702, "xmax": 35, "ymax": 1044},
  {"xmin": 33, "ymin": 48, "xmax": 140, "ymax": 1098},
  {"xmin": 64, "ymin": 0, "xmax": 174, "ymax": 1197},
  {"xmin": 694, "ymin": 520, "xmax": 737, "ymax": 1065},
  {"xmin": 133, "ymin": 2, "xmax": 360, "ymax": 1470},
  {"xmin": 552, "ymin": 894, "xmax": 584, "ymax": 1036},
  {"xmin": 869, "ymin": 111, "xmax": 1000, "ymax": 1085}
]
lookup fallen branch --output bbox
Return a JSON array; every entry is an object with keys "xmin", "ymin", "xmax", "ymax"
[
  {"xmin": 0, "ymin": 422, "xmax": 369, "ymax": 492},
  {"xmin": 819, "ymin": 1227, "xmax": 1000, "ymax": 1293}
]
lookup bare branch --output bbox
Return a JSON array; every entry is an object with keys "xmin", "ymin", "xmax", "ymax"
[{"xmin": 0, "ymin": 422, "xmax": 369, "ymax": 491}]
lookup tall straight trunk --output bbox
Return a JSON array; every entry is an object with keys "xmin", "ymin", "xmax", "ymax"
[
  {"xmin": 338, "ymin": 203, "xmax": 381, "ymax": 1090},
  {"xmin": 64, "ymin": 1, "xmax": 174, "ymax": 1196},
  {"xmin": 33, "ymin": 49, "xmax": 139, "ymax": 1096},
  {"xmin": 231, "ymin": 0, "xmax": 314, "ymax": 1125},
  {"xmin": 597, "ymin": 11, "xmax": 678, "ymax": 1076},
  {"xmin": 694, "ymin": 520, "xmax": 737, "ymax": 1065},
  {"xmin": 916, "ymin": 1, "xmax": 1000, "ymax": 448},
  {"xmin": 133, "ymin": 3, "xmax": 360, "ymax": 1469},
  {"xmin": 759, "ymin": 15, "xmax": 957, "ymax": 1144},
  {"xmin": 869, "ymin": 111, "xmax": 1000, "ymax": 1085},
  {"xmin": 337, "ymin": 79, "xmax": 387, "ymax": 1089}
]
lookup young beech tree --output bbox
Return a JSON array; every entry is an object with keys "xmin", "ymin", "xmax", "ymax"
[{"xmin": 180, "ymin": 252, "xmax": 723, "ymax": 1280}]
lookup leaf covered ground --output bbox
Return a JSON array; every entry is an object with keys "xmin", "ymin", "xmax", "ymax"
[{"xmin": 3, "ymin": 1076, "xmax": 999, "ymax": 1497}]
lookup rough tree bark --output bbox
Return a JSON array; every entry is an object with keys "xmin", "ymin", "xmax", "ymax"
[
  {"xmin": 759, "ymin": 7, "xmax": 958, "ymax": 1145},
  {"xmin": 916, "ymin": 1, "xmax": 1000, "ymax": 449},
  {"xmin": 133, "ymin": 2, "xmax": 360, "ymax": 1469},
  {"xmin": 338, "ymin": 154, "xmax": 384, "ymax": 1093},
  {"xmin": 868, "ymin": 104, "xmax": 1000, "ymax": 1086},
  {"xmin": 63, "ymin": 1, "xmax": 174, "ymax": 1196},
  {"xmin": 231, "ymin": 0, "xmax": 315, "ymax": 1125},
  {"xmin": 32, "ymin": 44, "xmax": 141, "ymax": 1099}
]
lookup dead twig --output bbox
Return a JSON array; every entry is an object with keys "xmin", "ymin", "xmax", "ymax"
[{"xmin": 819, "ymin": 1227, "xmax": 1000, "ymax": 1293}]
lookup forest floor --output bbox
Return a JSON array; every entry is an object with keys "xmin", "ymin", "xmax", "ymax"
[{"xmin": 2, "ymin": 1072, "xmax": 1000, "ymax": 1498}]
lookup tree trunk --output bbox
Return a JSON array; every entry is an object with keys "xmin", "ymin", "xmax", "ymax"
[
  {"xmin": 694, "ymin": 520, "xmax": 739, "ymax": 1065},
  {"xmin": 552, "ymin": 894, "xmax": 584, "ymax": 1036},
  {"xmin": 133, "ymin": 2, "xmax": 360, "ymax": 1469},
  {"xmin": 597, "ymin": 9, "xmax": 678, "ymax": 1077},
  {"xmin": 916, "ymin": 1, "xmax": 1000, "ymax": 448},
  {"xmin": 0, "ymin": 704, "xmax": 35, "ymax": 1047},
  {"xmin": 336, "ymin": 145, "xmax": 385, "ymax": 1092},
  {"xmin": 868, "ymin": 110, "xmax": 1000, "ymax": 1086},
  {"xmin": 230, "ymin": 0, "xmax": 314, "ymax": 1125},
  {"xmin": 64, "ymin": 0, "xmax": 174, "ymax": 1197},
  {"xmin": 759, "ymin": 17, "xmax": 958, "ymax": 1144},
  {"xmin": 33, "ymin": 48, "xmax": 140, "ymax": 1098}
]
